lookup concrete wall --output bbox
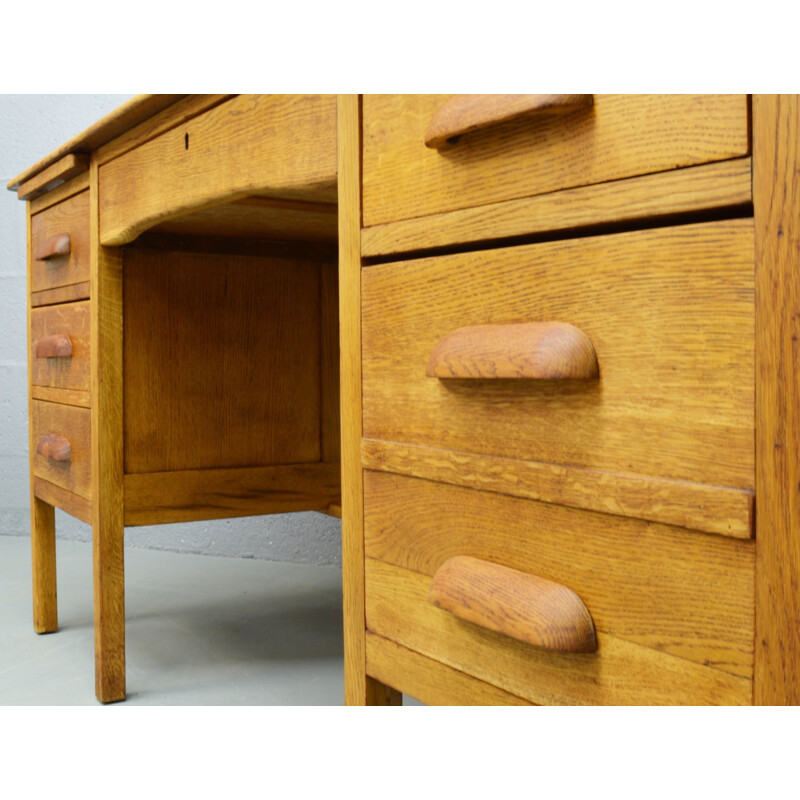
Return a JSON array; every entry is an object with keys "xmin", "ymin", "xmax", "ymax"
[{"xmin": 0, "ymin": 94, "xmax": 342, "ymax": 565}]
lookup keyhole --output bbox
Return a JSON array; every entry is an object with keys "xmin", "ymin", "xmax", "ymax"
[{"xmin": 185, "ymin": 133, "xmax": 189, "ymax": 150}]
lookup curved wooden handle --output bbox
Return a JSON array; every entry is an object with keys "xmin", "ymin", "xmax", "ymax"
[
  {"xmin": 429, "ymin": 556, "xmax": 597, "ymax": 653},
  {"xmin": 426, "ymin": 321, "xmax": 599, "ymax": 380},
  {"xmin": 34, "ymin": 233, "xmax": 71, "ymax": 261},
  {"xmin": 34, "ymin": 334, "xmax": 73, "ymax": 359},
  {"xmin": 36, "ymin": 433, "xmax": 72, "ymax": 463},
  {"xmin": 425, "ymin": 94, "xmax": 594, "ymax": 149}
]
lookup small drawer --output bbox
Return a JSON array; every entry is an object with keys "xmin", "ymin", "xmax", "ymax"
[
  {"xmin": 30, "ymin": 190, "xmax": 90, "ymax": 296},
  {"xmin": 30, "ymin": 301, "xmax": 90, "ymax": 394},
  {"xmin": 362, "ymin": 219, "xmax": 755, "ymax": 490},
  {"xmin": 30, "ymin": 400, "xmax": 91, "ymax": 499},
  {"xmin": 362, "ymin": 94, "xmax": 750, "ymax": 227},
  {"xmin": 363, "ymin": 471, "xmax": 755, "ymax": 705}
]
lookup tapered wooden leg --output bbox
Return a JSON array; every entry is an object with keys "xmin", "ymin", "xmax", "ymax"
[
  {"xmin": 31, "ymin": 495, "xmax": 58, "ymax": 634},
  {"xmin": 93, "ymin": 518, "xmax": 125, "ymax": 703}
]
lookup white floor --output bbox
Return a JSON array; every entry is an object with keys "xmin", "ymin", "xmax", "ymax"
[{"xmin": 0, "ymin": 535, "xmax": 417, "ymax": 706}]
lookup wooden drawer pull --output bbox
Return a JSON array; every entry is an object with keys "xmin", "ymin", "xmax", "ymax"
[
  {"xmin": 428, "ymin": 555, "xmax": 597, "ymax": 653},
  {"xmin": 34, "ymin": 334, "xmax": 73, "ymax": 359},
  {"xmin": 424, "ymin": 94, "xmax": 594, "ymax": 149},
  {"xmin": 36, "ymin": 434, "xmax": 72, "ymax": 463},
  {"xmin": 34, "ymin": 233, "xmax": 71, "ymax": 261},
  {"xmin": 426, "ymin": 321, "xmax": 599, "ymax": 380}
]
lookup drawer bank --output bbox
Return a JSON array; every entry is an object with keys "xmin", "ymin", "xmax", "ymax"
[{"xmin": 8, "ymin": 94, "xmax": 800, "ymax": 705}]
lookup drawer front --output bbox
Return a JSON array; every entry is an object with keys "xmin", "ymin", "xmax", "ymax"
[
  {"xmin": 364, "ymin": 471, "xmax": 755, "ymax": 705},
  {"xmin": 30, "ymin": 190, "xmax": 90, "ymax": 295},
  {"xmin": 30, "ymin": 301, "xmax": 90, "ymax": 392},
  {"xmin": 362, "ymin": 94, "xmax": 750, "ymax": 227},
  {"xmin": 362, "ymin": 220, "xmax": 755, "ymax": 489},
  {"xmin": 30, "ymin": 400, "xmax": 91, "ymax": 499},
  {"xmin": 99, "ymin": 94, "xmax": 337, "ymax": 246}
]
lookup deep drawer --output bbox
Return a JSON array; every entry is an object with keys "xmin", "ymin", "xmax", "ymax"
[
  {"xmin": 30, "ymin": 400, "xmax": 91, "ymax": 499},
  {"xmin": 30, "ymin": 301, "xmax": 90, "ymax": 394},
  {"xmin": 362, "ymin": 94, "xmax": 750, "ymax": 226},
  {"xmin": 363, "ymin": 471, "xmax": 755, "ymax": 705},
  {"xmin": 30, "ymin": 190, "xmax": 90, "ymax": 295},
  {"xmin": 361, "ymin": 220, "xmax": 755, "ymax": 490}
]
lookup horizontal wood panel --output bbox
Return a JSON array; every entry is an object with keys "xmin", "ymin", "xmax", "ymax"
[
  {"xmin": 365, "ymin": 558, "xmax": 752, "ymax": 705},
  {"xmin": 124, "ymin": 463, "xmax": 341, "ymax": 525},
  {"xmin": 363, "ymin": 94, "xmax": 750, "ymax": 226},
  {"xmin": 17, "ymin": 154, "xmax": 88, "ymax": 201},
  {"xmin": 31, "ymin": 401, "xmax": 91, "ymax": 499},
  {"xmin": 100, "ymin": 94, "xmax": 337, "ymax": 245},
  {"xmin": 364, "ymin": 471, "xmax": 755, "ymax": 677},
  {"xmin": 361, "ymin": 439, "xmax": 753, "ymax": 539},
  {"xmin": 31, "ymin": 301, "xmax": 90, "ymax": 392},
  {"xmin": 123, "ymin": 248, "xmax": 322, "ymax": 474},
  {"xmin": 366, "ymin": 633, "xmax": 532, "ymax": 705},
  {"xmin": 33, "ymin": 477, "xmax": 92, "ymax": 524},
  {"xmin": 31, "ymin": 386, "xmax": 90, "ymax": 408},
  {"xmin": 31, "ymin": 281, "xmax": 90, "ymax": 307},
  {"xmin": 362, "ymin": 220, "xmax": 755, "ymax": 488},
  {"xmin": 362, "ymin": 158, "xmax": 753, "ymax": 257},
  {"xmin": 29, "ymin": 172, "xmax": 89, "ymax": 215},
  {"xmin": 30, "ymin": 190, "xmax": 90, "ymax": 294}
]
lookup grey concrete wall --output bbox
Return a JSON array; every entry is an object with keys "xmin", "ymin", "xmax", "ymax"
[{"xmin": 0, "ymin": 94, "xmax": 342, "ymax": 566}]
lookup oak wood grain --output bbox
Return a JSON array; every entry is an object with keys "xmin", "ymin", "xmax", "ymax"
[
  {"xmin": 366, "ymin": 633, "xmax": 533, "ymax": 705},
  {"xmin": 366, "ymin": 558, "xmax": 752, "ymax": 705},
  {"xmin": 100, "ymin": 94, "xmax": 337, "ymax": 246},
  {"xmin": 363, "ymin": 94, "xmax": 750, "ymax": 226},
  {"xmin": 31, "ymin": 282, "xmax": 90, "ymax": 307},
  {"xmin": 425, "ymin": 94, "xmax": 594, "ymax": 149},
  {"xmin": 31, "ymin": 190, "xmax": 89, "ymax": 294},
  {"xmin": 30, "ymin": 172, "xmax": 90, "ymax": 215},
  {"xmin": 753, "ymin": 94, "xmax": 800, "ymax": 705},
  {"xmin": 426, "ymin": 321, "xmax": 599, "ymax": 380},
  {"xmin": 33, "ymin": 477, "xmax": 92, "ymax": 525},
  {"xmin": 362, "ymin": 221, "xmax": 755, "ymax": 489},
  {"xmin": 30, "ymin": 400, "xmax": 91, "ymax": 498},
  {"xmin": 362, "ymin": 158, "xmax": 753, "ymax": 258},
  {"xmin": 31, "ymin": 301, "xmax": 90, "ymax": 392},
  {"xmin": 31, "ymin": 386, "xmax": 90, "ymax": 408},
  {"xmin": 361, "ymin": 438, "xmax": 753, "ymax": 539},
  {"xmin": 364, "ymin": 470, "xmax": 755, "ymax": 677},
  {"xmin": 429, "ymin": 555, "xmax": 597, "ymax": 653},
  {"xmin": 123, "ymin": 463, "xmax": 341, "ymax": 526},
  {"xmin": 17, "ymin": 154, "xmax": 89, "ymax": 201},
  {"xmin": 30, "ymin": 495, "xmax": 57, "ymax": 633}
]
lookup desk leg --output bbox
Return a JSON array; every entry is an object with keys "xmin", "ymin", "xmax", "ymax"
[{"xmin": 31, "ymin": 495, "xmax": 58, "ymax": 633}]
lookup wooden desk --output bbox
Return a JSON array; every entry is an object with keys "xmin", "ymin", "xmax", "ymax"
[{"xmin": 10, "ymin": 95, "xmax": 342, "ymax": 703}]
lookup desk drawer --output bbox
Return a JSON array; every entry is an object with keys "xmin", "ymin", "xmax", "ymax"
[
  {"xmin": 30, "ymin": 301, "xmax": 90, "ymax": 394},
  {"xmin": 362, "ymin": 220, "xmax": 755, "ymax": 489},
  {"xmin": 363, "ymin": 471, "xmax": 754, "ymax": 705},
  {"xmin": 30, "ymin": 190, "xmax": 90, "ymax": 295},
  {"xmin": 31, "ymin": 400, "xmax": 91, "ymax": 499},
  {"xmin": 362, "ymin": 94, "xmax": 749, "ymax": 227}
]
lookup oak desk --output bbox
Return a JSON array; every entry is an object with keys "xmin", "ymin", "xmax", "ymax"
[{"xmin": 9, "ymin": 95, "xmax": 342, "ymax": 703}]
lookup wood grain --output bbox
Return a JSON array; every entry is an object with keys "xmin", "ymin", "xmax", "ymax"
[
  {"xmin": 90, "ymin": 154, "xmax": 126, "ymax": 703},
  {"xmin": 100, "ymin": 94, "xmax": 337, "ymax": 246},
  {"xmin": 362, "ymin": 157, "xmax": 753, "ymax": 258},
  {"xmin": 33, "ymin": 477, "xmax": 92, "ymax": 525},
  {"xmin": 361, "ymin": 439, "xmax": 754, "ymax": 539},
  {"xmin": 338, "ymin": 95, "xmax": 400, "ymax": 706},
  {"xmin": 31, "ymin": 282, "xmax": 90, "ymax": 307},
  {"xmin": 30, "ymin": 400, "xmax": 91, "ymax": 498},
  {"xmin": 366, "ymin": 633, "xmax": 532, "ymax": 705},
  {"xmin": 30, "ymin": 172, "xmax": 89, "ymax": 215},
  {"xmin": 753, "ymin": 95, "xmax": 800, "ymax": 705},
  {"xmin": 123, "ymin": 463, "xmax": 341, "ymax": 526},
  {"xmin": 17, "ymin": 154, "xmax": 89, "ymax": 201},
  {"xmin": 366, "ymin": 558, "xmax": 752, "ymax": 705},
  {"xmin": 428, "ymin": 556, "xmax": 597, "ymax": 653},
  {"xmin": 30, "ymin": 495, "xmax": 57, "ymax": 633},
  {"xmin": 122, "ymin": 247, "xmax": 321, "ymax": 474},
  {"xmin": 31, "ymin": 301, "xmax": 90, "ymax": 392},
  {"xmin": 320, "ymin": 260, "xmax": 341, "ymax": 464},
  {"xmin": 425, "ymin": 94, "xmax": 594, "ymax": 149},
  {"xmin": 31, "ymin": 190, "xmax": 89, "ymax": 293},
  {"xmin": 363, "ymin": 470, "xmax": 755, "ymax": 677},
  {"xmin": 363, "ymin": 94, "xmax": 750, "ymax": 226},
  {"xmin": 362, "ymin": 221, "xmax": 755, "ymax": 489},
  {"xmin": 7, "ymin": 95, "xmax": 184, "ymax": 191},
  {"xmin": 31, "ymin": 386, "xmax": 90, "ymax": 408},
  {"xmin": 426, "ymin": 321, "xmax": 599, "ymax": 380},
  {"xmin": 34, "ymin": 233, "xmax": 71, "ymax": 261}
]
